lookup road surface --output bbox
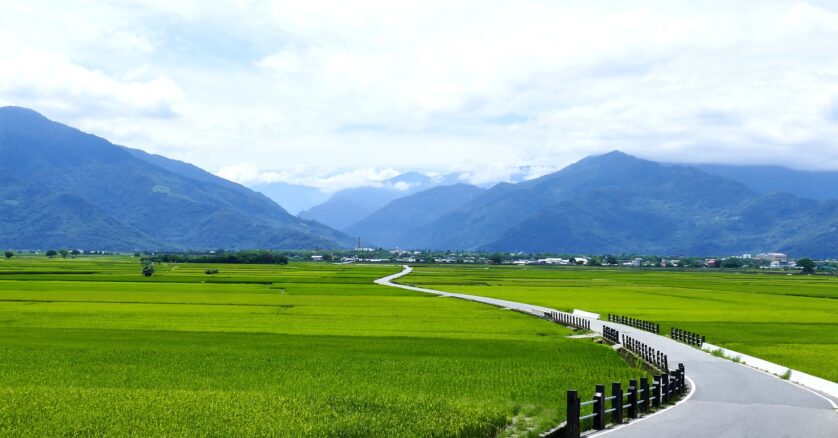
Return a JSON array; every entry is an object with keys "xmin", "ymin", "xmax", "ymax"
[{"xmin": 376, "ymin": 266, "xmax": 838, "ymax": 438}]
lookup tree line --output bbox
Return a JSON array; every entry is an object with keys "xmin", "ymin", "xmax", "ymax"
[{"xmin": 149, "ymin": 250, "xmax": 289, "ymax": 265}]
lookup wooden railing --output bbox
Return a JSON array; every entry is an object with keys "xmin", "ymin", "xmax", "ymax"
[
  {"xmin": 670, "ymin": 327, "xmax": 705, "ymax": 346},
  {"xmin": 607, "ymin": 313, "xmax": 659, "ymax": 334},
  {"xmin": 547, "ymin": 364, "xmax": 687, "ymax": 438},
  {"xmin": 544, "ymin": 311, "xmax": 591, "ymax": 330},
  {"xmin": 602, "ymin": 325, "xmax": 620, "ymax": 344},
  {"xmin": 621, "ymin": 334, "xmax": 669, "ymax": 371}
]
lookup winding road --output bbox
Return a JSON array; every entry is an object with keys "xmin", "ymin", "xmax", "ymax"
[{"xmin": 376, "ymin": 266, "xmax": 838, "ymax": 438}]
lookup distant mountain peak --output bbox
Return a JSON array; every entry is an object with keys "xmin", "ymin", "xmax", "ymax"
[
  {"xmin": 0, "ymin": 106, "xmax": 44, "ymax": 116},
  {"xmin": 0, "ymin": 106, "xmax": 51, "ymax": 126},
  {"xmin": 599, "ymin": 150, "xmax": 632, "ymax": 158},
  {"xmin": 0, "ymin": 107, "xmax": 352, "ymax": 250},
  {"xmin": 582, "ymin": 150, "xmax": 644, "ymax": 164},
  {"xmin": 386, "ymin": 171, "xmax": 431, "ymax": 185}
]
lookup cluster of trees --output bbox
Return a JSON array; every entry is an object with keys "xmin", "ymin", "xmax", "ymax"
[
  {"xmin": 797, "ymin": 258, "xmax": 816, "ymax": 274},
  {"xmin": 43, "ymin": 249, "xmax": 81, "ymax": 259},
  {"xmin": 140, "ymin": 258, "xmax": 155, "ymax": 277},
  {"xmin": 4, "ymin": 251, "xmax": 13, "ymax": 259},
  {"xmin": 151, "ymin": 250, "xmax": 289, "ymax": 265}
]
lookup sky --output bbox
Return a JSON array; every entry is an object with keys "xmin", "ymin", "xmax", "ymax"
[{"xmin": 1, "ymin": 0, "xmax": 838, "ymax": 191}]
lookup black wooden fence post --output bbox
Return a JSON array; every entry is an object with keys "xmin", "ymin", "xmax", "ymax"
[
  {"xmin": 567, "ymin": 390, "xmax": 580, "ymax": 438},
  {"xmin": 640, "ymin": 377, "xmax": 650, "ymax": 413},
  {"xmin": 670, "ymin": 370, "xmax": 679, "ymax": 395},
  {"xmin": 628, "ymin": 379, "xmax": 638, "ymax": 419},
  {"xmin": 652, "ymin": 375, "xmax": 661, "ymax": 408},
  {"xmin": 611, "ymin": 382, "xmax": 623, "ymax": 425},
  {"xmin": 661, "ymin": 374, "xmax": 670, "ymax": 403},
  {"xmin": 593, "ymin": 384, "xmax": 606, "ymax": 430}
]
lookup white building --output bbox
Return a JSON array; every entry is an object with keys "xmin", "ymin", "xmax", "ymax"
[
  {"xmin": 540, "ymin": 258, "xmax": 569, "ymax": 265},
  {"xmin": 757, "ymin": 253, "xmax": 788, "ymax": 262}
]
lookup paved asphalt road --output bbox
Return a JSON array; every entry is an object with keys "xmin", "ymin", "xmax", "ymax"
[{"xmin": 376, "ymin": 266, "xmax": 838, "ymax": 438}]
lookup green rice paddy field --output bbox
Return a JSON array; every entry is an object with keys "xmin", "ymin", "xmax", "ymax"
[
  {"xmin": 0, "ymin": 257, "xmax": 641, "ymax": 437},
  {"xmin": 403, "ymin": 265, "xmax": 838, "ymax": 382}
]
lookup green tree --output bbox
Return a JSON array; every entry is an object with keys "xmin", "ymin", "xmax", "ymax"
[
  {"xmin": 140, "ymin": 258, "xmax": 156, "ymax": 277},
  {"xmin": 45, "ymin": 250, "xmax": 57, "ymax": 258},
  {"xmin": 721, "ymin": 258, "xmax": 743, "ymax": 269},
  {"xmin": 488, "ymin": 254, "xmax": 504, "ymax": 264},
  {"xmin": 3, "ymin": 251, "xmax": 13, "ymax": 259},
  {"xmin": 797, "ymin": 258, "xmax": 816, "ymax": 274},
  {"xmin": 70, "ymin": 249, "xmax": 80, "ymax": 257},
  {"xmin": 604, "ymin": 255, "xmax": 618, "ymax": 265},
  {"xmin": 58, "ymin": 249, "xmax": 69, "ymax": 259}
]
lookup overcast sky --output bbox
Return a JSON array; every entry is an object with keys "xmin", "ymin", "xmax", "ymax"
[{"xmin": 2, "ymin": 1, "xmax": 838, "ymax": 190}]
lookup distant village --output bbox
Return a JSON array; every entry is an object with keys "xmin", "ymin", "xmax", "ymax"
[
  {"xmin": 304, "ymin": 249, "xmax": 836, "ymax": 273},
  {"xmin": 7, "ymin": 247, "xmax": 836, "ymax": 273}
]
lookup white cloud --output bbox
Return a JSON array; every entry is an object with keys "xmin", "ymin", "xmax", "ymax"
[
  {"xmin": 2, "ymin": 0, "xmax": 838, "ymax": 185},
  {"xmin": 217, "ymin": 163, "xmax": 404, "ymax": 193},
  {"xmin": 0, "ymin": 50, "xmax": 184, "ymax": 120}
]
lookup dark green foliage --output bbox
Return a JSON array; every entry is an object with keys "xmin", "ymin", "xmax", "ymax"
[
  {"xmin": 797, "ymin": 258, "xmax": 816, "ymax": 274},
  {"xmin": 0, "ymin": 107, "xmax": 352, "ymax": 251},
  {"xmin": 205, "ymin": 269, "xmax": 219, "ymax": 275},
  {"xmin": 45, "ymin": 250, "xmax": 57, "ymax": 258},
  {"xmin": 153, "ymin": 250, "xmax": 289, "ymax": 265},
  {"xmin": 58, "ymin": 249, "xmax": 69, "ymax": 259},
  {"xmin": 488, "ymin": 254, "xmax": 504, "ymax": 264},
  {"xmin": 721, "ymin": 258, "xmax": 744, "ymax": 268},
  {"xmin": 3, "ymin": 251, "xmax": 12, "ymax": 259},
  {"xmin": 140, "ymin": 258, "xmax": 155, "ymax": 277}
]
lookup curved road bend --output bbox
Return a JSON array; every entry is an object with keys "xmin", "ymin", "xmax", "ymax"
[{"xmin": 376, "ymin": 266, "xmax": 838, "ymax": 438}]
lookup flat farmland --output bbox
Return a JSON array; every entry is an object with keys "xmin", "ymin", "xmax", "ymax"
[
  {"xmin": 402, "ymin": 265, "xmax": 838, "ymax": 382},
  {"xmin": 0, "ymin": 258, "xmax": 641, "ymax": 437}
]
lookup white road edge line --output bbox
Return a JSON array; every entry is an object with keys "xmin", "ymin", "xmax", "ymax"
[
  {"xmin": 588, "ymin": 376, "xmax": 697, "ymax": 437},
  {"xmin": 719, "ymin": 358, "xmax": 838, "ymax": 410}
]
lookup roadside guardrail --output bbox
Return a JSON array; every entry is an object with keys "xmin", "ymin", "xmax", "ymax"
[
  {"xmin": 545, "ymin": 311, "xmax": 591, "ymax": 330},
  {"xmin": 670, "ymin": 327, "xmax": 705, "ymax": 346},
  {"xmin": 551, "ymin": 364, "xmax": 686, "ymax": 438},
  {"xmin": 607, "ymin": 313, "xmax": 659, "ymax": 334}
]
